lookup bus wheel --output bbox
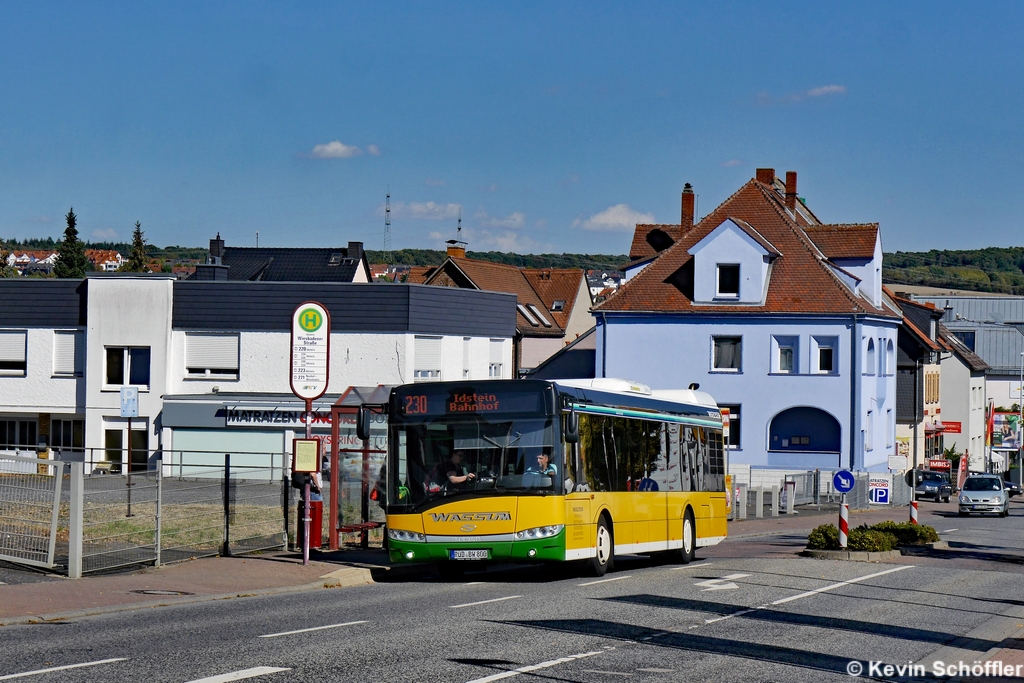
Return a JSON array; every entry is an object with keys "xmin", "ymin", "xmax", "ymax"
[
  {"xmin": 589, "ymin": 517, "xmax": 614, "ymax": 577},
  {"xmin": 680, "ymin": 509, "xmax": 696, "ymax": 564}
]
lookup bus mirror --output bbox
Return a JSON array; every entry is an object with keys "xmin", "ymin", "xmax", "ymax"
[
  {"xmin": 357, "ymin": 406, "xmax": 372, "ymax": 441},
  {"xmin": 565, "ymin": 409, "xmax": 579, "ymax": 443}
]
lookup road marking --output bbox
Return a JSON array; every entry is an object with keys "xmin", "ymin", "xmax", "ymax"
[
  {"xmin": 258, "ymin": 620, "xmax": 367, "ymax": 638},
  {"xmin": 580, "ymin": 671, "xmax": 632, "ymax": 677},
  {"xmin": 464, "ymin": 650, "xmax": 605, "ymax": 683},
  {"xmin": 705, "ymin": 608, "xmax": 755, "ymax": 624},
  {"xmin": 0, "ymin": 658, "xmax": 127, "ymax": 680},
  {"xmin": 465, "ymin": 581, "xmax": 486, "ymax": 585},
  {"xmin": 941, "ymin": 528, "xmax": 959, "ymax": 533},
  {"xmin": 669, "ymin": 561, "xmax": 713, "ymax": 571},
  {"xmin": 184, "ymin": 667, "xmax": 290, "ymax": 683},
  {"xmin": 771, "ymin": 565, "xmax": 914, "ymax": 605},
  {"xmin": 694, "ymin": 573, "xmax": 750, "ymax": 591},
  {"xmin": 451, "ymin": 595, "xmax": 520, "ymax": 609},
  {"xmin": 579, "ymin": 575, "xmax": 632, "ymax": 586}
]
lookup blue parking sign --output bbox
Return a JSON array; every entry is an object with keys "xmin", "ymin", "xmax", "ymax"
[{"xmin": 870, "ymin": 487, "xmax": 890, "ymax": 504}]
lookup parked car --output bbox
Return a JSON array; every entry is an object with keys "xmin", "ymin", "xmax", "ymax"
[
  {"xmin": 959, "ymin": 475, "xmax": 1010, "ymax": 517},
  {"xmin": 915, "ymin": 471, "xmax": 952, "ymax": 503}
]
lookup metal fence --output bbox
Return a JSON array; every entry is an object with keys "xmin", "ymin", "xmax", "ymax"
[{"xmin": 0, "ymin": 453, "xmax": 63, "ymax": 569}]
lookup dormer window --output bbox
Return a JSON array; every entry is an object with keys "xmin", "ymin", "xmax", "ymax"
[
  {"xmin": 717, "ymin": 264, "xmax": 740, "ymax": 298},
  {"xmin": 551, "ymin": 300, "xmax": 565, "ymax": 312}
]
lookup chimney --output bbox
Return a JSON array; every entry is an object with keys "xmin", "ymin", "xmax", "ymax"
[
  {"xmin": 755, "ymin": 168, "xmax": 775, "ymax": 185},
  {"xmin": 785, "ymin": 171, "xmax": 798, "ymax": 210},
  {"xmin": 445, "ymin": 240, "xmax": 466, "ymax": 259},
  {"xmin": 681, "ymin": 183, "xmax": 695, "ymax": 228},
  {"xmin": 347, "ymin": 241, "xmax": 363, "ymax": 261},
  {"xmin": 209, "ymin": 232, "xmax": 225, "ymax": 265}
]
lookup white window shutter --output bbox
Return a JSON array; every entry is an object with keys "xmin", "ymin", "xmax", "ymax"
[
  {"xmin": 415, "ymin": 336, "xmax": 442, "ymax": 379},
  {"xmin": 186, "ymin": 334, "xmax": 239, "ymax": 371},
  {"xmin": 53, "ymin": 331, "xmax": 77, "ymax": 375},
  {"xmin": 489, "ymin": 338, "xmax": 504, "ymax": 364},
  {"xmin": 0, "ymin": 331, "xmax": 26, "ymax": 362}
]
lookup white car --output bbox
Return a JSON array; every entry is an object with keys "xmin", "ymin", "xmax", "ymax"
[{"xmin": 959, "ymin": 475, "xmax": 1010, "ymax": 517}]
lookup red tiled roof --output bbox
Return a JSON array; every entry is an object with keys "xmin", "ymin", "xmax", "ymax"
[
  {"xmin": 440, "ymin": 259, "xmax": 563, "ymax": 336},
  {"xmin": 522, "ymin": 269, "xmax": 586, "ymax": 329},
  {"xmin": 596, "ymin": 178, "xmax": 895, "ymax": 317},
  {"xmin": 804, "ymin": 224, "xmax": 878, "ymax": 259},
  {"xmin": 404, "ymin": 266, "xmax": 434, "ymax": 284},
  {"xmin": 629, "ymin": 224, "xmax": 687, "ymax": 262}
]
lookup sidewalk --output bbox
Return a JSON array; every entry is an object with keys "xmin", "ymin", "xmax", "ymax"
[{"xmin": 0, "ymin": 505, "xmax": 931, "ymax": 626}]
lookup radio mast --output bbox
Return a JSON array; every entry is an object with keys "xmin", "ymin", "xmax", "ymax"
[{"xmin": 384, "ymin": 187, "xmax": 392, "ymax": 265}]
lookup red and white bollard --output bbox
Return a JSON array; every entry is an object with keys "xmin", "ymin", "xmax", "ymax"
[
  {"xmin": 839, "ymin": 500, "xmax": 849, "ymax": 549},
  {"xmin": 910, "ymin": 500, "xmax": 919, "ymax": 525}
]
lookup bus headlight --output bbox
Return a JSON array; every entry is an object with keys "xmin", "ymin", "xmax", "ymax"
[
  {"xmin": 515, "ymin": 525, "xmax": 564, "ymax": 540},
  {"xmin": 388, "ymin": 529, "xmax": 426, "ymax": 542}
]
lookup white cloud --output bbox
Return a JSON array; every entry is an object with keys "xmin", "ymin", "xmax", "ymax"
[
  {"xmin": 806, "ymin": 84, "xmax": 846, "ymax": 97},
  {"xmin": 479, "ymin": 183, "xmax": 499, "ymax": 193},
  {"xmin": 474, "ymin": 210, "xmax": 525, "ymax": 229},
  {"xmin": 573, "ymin": 204, "xmax": 655, "ymax": 232},
  {"xmin": 309, "ymin": 141, "xmax": 363, "ymax": 158},
  {"xmin": 391, "ymin": 201, "xmax": 462, "ymax": 220},
  {"xmin": 366, "ymin": 144, "xmax": 381, "ymax": 156},
  {"xmin": 92, "ymin": 228, "xmax": 117, "ymax": 240},
  {"xmin": 721, "ymin": 159, "xmax": 743, "ymax": 168},
  {"xmin": 425, "ymin": 178, "xmax": 446, "ymax": 187}
]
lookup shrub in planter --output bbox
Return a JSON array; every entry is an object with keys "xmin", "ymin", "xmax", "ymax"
[
  {"xmin": 847, "ymin": 526, "xmax": 897, "ymax": 552},
  {"xmin": 806, "ymin": 523, "xmax": 840, "ymax": 550},
  {"xmin": 870, "ymin": 521, "xmax": 940, "ymax": 545}
]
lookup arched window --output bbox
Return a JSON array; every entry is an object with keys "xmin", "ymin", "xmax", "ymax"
[
  {"xmin": 865, "ymin": 338, "xmax": 876, "ymax": 375},
  {"xmin": 769, "ymin": 407, "xmax": 841, "ymax": 453},
  {"xmin": 885, "ymin": 340, "xmax": 895, "ymax": 376}
]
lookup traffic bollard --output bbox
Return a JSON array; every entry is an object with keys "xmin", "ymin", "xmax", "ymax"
[
  {"xmin": 839, "ymin": 498, "xmax": 849, "ymax": 548},
  {"xmin": 910, "ymin": 500, "xmax": 919, "ymax": 525}
]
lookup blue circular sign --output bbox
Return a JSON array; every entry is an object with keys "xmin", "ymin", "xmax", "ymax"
[{"xmin": 833, "ymin": 470, "xmax": 855, "ymax": 493}]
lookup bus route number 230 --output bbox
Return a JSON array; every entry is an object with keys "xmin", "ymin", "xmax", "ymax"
[{"xmin": 404, "ymin": 395, "xmax": 428, "ymax": 415}]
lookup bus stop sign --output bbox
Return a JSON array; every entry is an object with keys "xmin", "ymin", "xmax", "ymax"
[{"xmin": 833, "ymin": 470, "xmax": 855, "ymax": 494}]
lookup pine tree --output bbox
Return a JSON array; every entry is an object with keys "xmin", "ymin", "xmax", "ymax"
[
  {"xmin": 53, "ymin": 208, "xmax": 89, "ymax": 278},
  {"xmin": 121, "ymin": 221, "xmax": 149, "ymax": 272},
  {"xmin": 0, "ymin": 238, "xmax": 17, "ymax": 277}
]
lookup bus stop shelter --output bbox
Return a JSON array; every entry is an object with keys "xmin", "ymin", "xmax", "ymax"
[{"xmin": 328, "ymin": 385, "xmax": 393, "ymax": 550}]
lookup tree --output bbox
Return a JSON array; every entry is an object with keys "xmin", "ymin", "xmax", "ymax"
[
  {"xmin": 53, "ymin": 208, "xmax": 89, "ymax": 278},
  {"xmin": 0, "ymin": 238, "xmax": 17, "ymax": 277},
  {"xmin": 121, "ymin": 221, "xmax": 149, "ymax": 272}
]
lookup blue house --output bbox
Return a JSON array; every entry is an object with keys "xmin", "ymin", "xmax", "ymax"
[{"xmin": 595, "ymin": 169, "xmax": 901, "ymax": 471}]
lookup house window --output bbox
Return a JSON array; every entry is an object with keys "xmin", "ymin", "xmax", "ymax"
[
  {"xmin": 720, "ymin": 404, "xmax": 741, "ymax": 449},
  {"xmin": 866, "ymin": 409, "xmax": 874, "ymax": 451},
  {"xmin": 489, "ymin": 363, "xmax": 503, "ymax": 378},
  {"xmin": 185, "ymin": 333, "xmax": 239, "ymax": 379},
  {"xmin": 105, "ymin": 347, "xmax": 151, "ymax": 387},
  {"xmin": 880, "ymin": 339, "xmax": 892, "ymax": 376},
  {"xmin": 551, "ymin": 300, "xmax": 565, "ymax": 312},
  {"xmin": 712, "ymin": 336, "xmax": 742, "ymax": 371},
  {"xmin": 414, "ymin": 335, "xmax": 442, "ymax": 382},
  {"xmin": 53, "ymin": 330, "xmax": 84, "ymax": 377},
  {"xmin": 772, "ymin": 335, "xmax": 798, "ymax": 374},
  {"xmin": 812, "ymin": 336, "xmax": 838, "ymax": 374},
  {"xmin": 0, "ymin": 419, "xmax": 37, "ymax": 449},
  {"xmin": 463, "ymin": 337, "xmax": 471, "ymax": 379},
  {"xmin": 952, "ymin": 330, "xmax": 976, "ymax": 352},
  {"xmin": 51, "ymin": 419, "xmax": 84, "ymax": 455},
  {"xmin": 489, "ymin": 338, "xmax": 505, "ymax": 378},
  {"xmin": 0, "ymin": 330, "xmax": 28, "ymax": 377},
  {"xmin": 925, "ymin": 374, "xmax": 940, "ymax": 404},
  {"xmin": 886, "ymin": 409, "xmax": 893, "ymax": 448},
  {"xmin": 865, "ymin": 338, "xmax": 876, "ymax": 375},
  {"xmin": 716, "ymin": 264, "xmax": 740, "ymax": 297},
  {"xmin": 769, "ymin": 407, "xmax": 841, "ymax": 452}
]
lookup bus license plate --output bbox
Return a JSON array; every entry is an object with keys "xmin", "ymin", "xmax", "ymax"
[{"xmin": 450, "ymin": 549, "xmax": 488, "ymax": 560}]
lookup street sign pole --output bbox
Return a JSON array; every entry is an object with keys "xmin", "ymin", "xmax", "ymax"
[
  {"xmin": 290, "ymin": 302, "xmax": 330, "ymax": 568},
  {"xmin": 832, "ymin": 470, "xmax": 854, "ymax": 548}
]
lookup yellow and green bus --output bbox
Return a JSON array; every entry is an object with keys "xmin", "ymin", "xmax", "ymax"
[{"xmin": 359, "ymin": 378, "xmax": 727, "ymax": 576}]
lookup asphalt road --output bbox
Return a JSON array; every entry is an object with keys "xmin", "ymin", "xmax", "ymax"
[{"xmin": 4, "ymin": 498, "xmax": 1024, "ymax": 682}]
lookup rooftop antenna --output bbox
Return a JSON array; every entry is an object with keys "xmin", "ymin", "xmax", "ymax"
[
  {"xmin": 457, "ymin": 208, "xmax": 462, "ymax": 241},
  {"xmin": 384, "ymin": 187, "xmax": 392, "ymax": 264},
  {"xmin": 255, "ymin": 231, "xmax": 259, "ymax": 248}
]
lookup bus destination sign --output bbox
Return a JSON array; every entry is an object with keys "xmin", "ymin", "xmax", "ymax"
[
  {"xmin": 398, "ymin": 387, "xmax": 545, "ymax": 417},
  {"xmin": 290, "ymin": 301, "xmax": 331, "ymax": 401}
]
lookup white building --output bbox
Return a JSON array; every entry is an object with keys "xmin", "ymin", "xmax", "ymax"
[{"xmin": 0, "ymin": 275, "xmax": 516, "ymax": 471}]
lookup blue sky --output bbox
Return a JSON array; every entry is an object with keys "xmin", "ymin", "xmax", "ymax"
[{"xmin": 1, "ymin": 2, "xmax": 1022, "ymax": 255}]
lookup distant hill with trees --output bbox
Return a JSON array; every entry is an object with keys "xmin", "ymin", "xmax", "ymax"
[
  {"xmin": 364, "ymin": 249, "xmax": 628, "ymax": 271},
  {"xmin": 883, "ymin": 247, "xmax": 1024, "ymax": 294}
]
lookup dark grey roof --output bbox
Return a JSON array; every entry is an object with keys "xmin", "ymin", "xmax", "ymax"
[
  {"xmin": 206, "ymin": 245, "xmax": 369, "ymax": 282},
  {"xmin": 172, "ymin": 282, "xmax": 516, "ymax": 336},
  {"xmin": 939, "ymin": 323, "xmax": 989, "ymax": 373},
  {"xmin": 0, "ymin": 279, "xmax": 85, "ymax": 327}
]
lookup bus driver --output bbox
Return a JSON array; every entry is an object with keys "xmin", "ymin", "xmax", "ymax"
[{"xmin": 527, "ymin": 451, "xmax": 557, "ymax": 476}]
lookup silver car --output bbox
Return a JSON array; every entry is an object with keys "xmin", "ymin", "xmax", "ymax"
[{"xmin": 959, "ymin": 475, "xmax": 1010, "ymax": 517}]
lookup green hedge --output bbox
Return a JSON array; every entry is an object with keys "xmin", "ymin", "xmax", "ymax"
[{"xmin": 806, "ymin": 521, "xmax": 939, "ymax": 551}]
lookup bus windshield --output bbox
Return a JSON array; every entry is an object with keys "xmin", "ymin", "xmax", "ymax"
[{"xmin": 389, "ymin": 415, "xmax": 560, "ymax": 510}]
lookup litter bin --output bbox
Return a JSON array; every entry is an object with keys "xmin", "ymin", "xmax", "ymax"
[{"xmin": 298, "ymin": 499, "xmax": 323, "ymax": 550}]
